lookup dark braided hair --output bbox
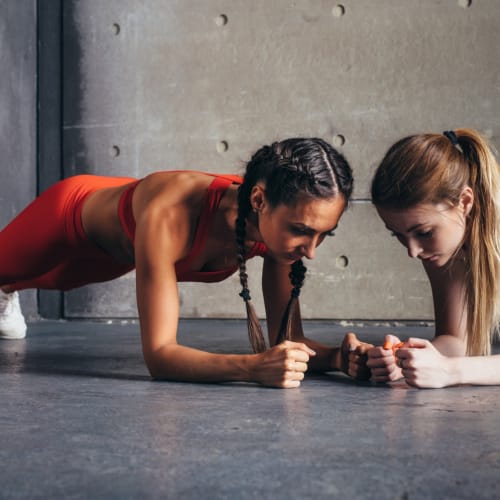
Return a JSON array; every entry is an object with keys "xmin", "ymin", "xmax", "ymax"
[{"xmin": 236, "ymin": 138, "xmax": 353, "ymax": 352}]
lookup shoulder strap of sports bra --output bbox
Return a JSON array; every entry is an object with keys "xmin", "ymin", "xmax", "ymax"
[
  {"xmin": 214, "ymin": 173, "xmax": 243, "ymax": 184},
  {"xmin": 181, "ymin": 174, "xmax": 241, "ymax": 266}
]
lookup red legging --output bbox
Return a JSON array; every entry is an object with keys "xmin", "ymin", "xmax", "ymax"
[{"xmin": 0, "ymin": 175, "xmax": 136, "ymax": 291}]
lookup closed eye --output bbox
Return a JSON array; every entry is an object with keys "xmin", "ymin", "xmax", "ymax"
[
  {"xmin": 417, "ymin": 230, "xmax": 433, "ymax": 238},
  {"xmin": 291, "ymin": 224, "xmax": 337, "ymax": 238},
  {"xmin": 290, "ymin": 226, "xmax": 313, "ymax": 236}
]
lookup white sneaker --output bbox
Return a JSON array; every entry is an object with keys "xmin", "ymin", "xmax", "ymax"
[{"xmin": 0, "ymin": 290, "xmax": 27, "ymax": 339}]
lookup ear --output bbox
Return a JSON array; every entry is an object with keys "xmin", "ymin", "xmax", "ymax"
[
  {"xmin": 249, "ymin": 183, "xmax": 266, "ymax": 212},
  {"xmin": 459, "ymin": 185, "xmax": 474, "ymax": 216}
]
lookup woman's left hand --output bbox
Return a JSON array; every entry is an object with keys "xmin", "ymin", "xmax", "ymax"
[
  {"xmin": 366, "ymin": 334, "xmax": 404, "ymax": 383},
  {"xmin": 396, "ymin": 338, "xmax": 456, "ymax": 388},
  {"xmin": 337, "ymin": 332, "xmax": 373, "ymax": 380}
]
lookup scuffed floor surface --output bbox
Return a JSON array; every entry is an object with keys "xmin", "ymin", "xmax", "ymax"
[{"xmin": 1, "ymin": 320, "xmax": 499, "ymax": 499}]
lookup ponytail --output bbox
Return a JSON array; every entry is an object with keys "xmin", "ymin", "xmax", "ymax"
[{"xmin": 456, "ymin": 129, "xmax": 500, "ymax": 355}]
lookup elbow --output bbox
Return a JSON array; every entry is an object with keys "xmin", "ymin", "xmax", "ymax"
[
  {"xmin": 144, "ymin": 356, "xmax": 164, "ymax": 380},
  {"xmin": 147, "ymin": 364, "xmax": 165, "ymax": 380},
  {"xmin": 434, "ymin": 334, "xmax": 467, "ymax": 357},
  {"xmin": 143, "ymin": 345, "xmax": 176, "ymax": 380},
  {"xmin": 452, "ymin": 335, "xmax": 467, "ymax": 356}
]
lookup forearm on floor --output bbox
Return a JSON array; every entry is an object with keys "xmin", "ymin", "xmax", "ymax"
[
  {"xmin": 144, "ymin": 343, "xmax": 254, "ymax": 383},
  {"xmin": 451, "ymin": 355, "xmax": 500, "ymax": 385}
]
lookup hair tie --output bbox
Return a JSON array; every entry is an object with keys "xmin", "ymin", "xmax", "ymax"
[
  {"xmin": 443, "ymin": 130, "xmax": 464, "ymax": 153},
  {"xmin": 239, "ymin": 289, "xmax": 251, "ymax": 302}
]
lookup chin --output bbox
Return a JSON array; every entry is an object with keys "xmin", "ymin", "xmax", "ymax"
[
  {"xmin": 428, "ymin": 255, "xmax": 453, "ymax": 268},
  {"xmin": 274, "ymin": 253, "xmax": 300, "ymax": 265}
]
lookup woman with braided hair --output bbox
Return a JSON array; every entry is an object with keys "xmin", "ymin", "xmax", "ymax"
[
  {"xmin": 0, "ymin": 137, "xmax": 371, "ymax": 387},
  {"xmin": 368, "ymin": 128, "xmax": 500, "ymax": 388}
]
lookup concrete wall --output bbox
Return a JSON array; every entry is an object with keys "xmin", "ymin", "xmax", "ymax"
[
  {"xmin": 3, "ymin": 1, "xmax": 500, "ymax": 321},
  {"xmin": 61, "ymin": 0, "xmax": 500, "ymax": 320},
  {"xmin": 0, "ymin": 0, "xmax": 37, "ymax": 318}
]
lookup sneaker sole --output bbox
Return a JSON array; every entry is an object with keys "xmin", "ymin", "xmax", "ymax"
[{"xmin": 0, "ymin": 325, "xmax": 27, "ymax": 339}]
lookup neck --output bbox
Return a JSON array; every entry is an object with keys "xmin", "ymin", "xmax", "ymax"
[
  {"xmin": 244, "ymin": 212, "xmax": 261, "ymax": 242},
  {"xmin": 221, "ymin": 185, "xmax": 262, "ymax": 244}
]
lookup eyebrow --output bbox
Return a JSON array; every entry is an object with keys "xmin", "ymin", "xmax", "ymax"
[
  {"xmin": 294, "ymin": 223, "xmax": 338, "ymax": 233},
  {"xmin": 386, "ymin": 222, "xmax": 426, "ymax": 234},
  {"xmin": 406, "ymin": 223, "xmax": 426, "ymax": 232}
]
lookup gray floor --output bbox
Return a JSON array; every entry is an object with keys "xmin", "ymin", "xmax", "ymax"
[{"xmin": 1, "ymin": 320, "xmax": 499, "ymax": 500}]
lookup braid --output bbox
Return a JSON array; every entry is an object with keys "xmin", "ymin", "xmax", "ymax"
[
  {"xmin": 236, "ymin": 189, "xmax": 267, "ymax": 353},
  {"xmin": 236, "ymin": 137, "xmax": 353, "ymax": 352},
  {"xmin": 275, "ymin": 260, "xmax": 307, "ymax": 345}
]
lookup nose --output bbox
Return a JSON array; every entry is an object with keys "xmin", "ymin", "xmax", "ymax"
[
  {"xmin": 406, "ymin": 238, "xmax": 423, "ymax": 259},
  {"xmin": 301, "ymin": 238, "xmax": 319, "ymax": 260}
]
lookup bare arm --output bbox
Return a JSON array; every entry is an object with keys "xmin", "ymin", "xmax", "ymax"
[
  {"xmin": 397, "ymin": 338, "xmax": 500, "ymax": 387},
  {"xmin": 424, "ymin": 258, "xmax": 468, "ymax": 355},
  {"xmin": 135, "ymin": 198, "xmax": 256, "ymax": 383},
  {"xmin": 395, "ymin": 259, "xmax": 498, "ymax": 387},
  {"xmin": 261, "ymin": 257, "xmax": 372, "ymax": 378},
  {"xmin": 134, "ymin": 188, "xmax": 311, "ymax": 388},
  {"xmin": 453, "ymin": 355, "xmax": 500, "ymax": 385},
  {"xmin": 367, "ymin": 258, "xmax": 468, "ymax": 383}
]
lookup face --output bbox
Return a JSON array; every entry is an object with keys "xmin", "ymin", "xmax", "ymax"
[
  {"xmin": 376, "ymin": 199, "xmax": 471, "ymax": 268},
  {"xmin": 252, "ymin": 188, "xmax": 346, "ymax": 264}
]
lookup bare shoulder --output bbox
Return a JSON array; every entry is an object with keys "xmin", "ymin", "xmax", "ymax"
[
  {"xmin": 135, "ymin": 170, "xmax": 213, "ymax": 211},
  {"xmin": 132, "ymin": 171, "xmax": 215, "ymax": 261}
]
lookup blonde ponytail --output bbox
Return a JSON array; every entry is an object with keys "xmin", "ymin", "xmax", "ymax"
[{"xmin": 456, "ymin": 129, "xmax": 500, "ymax": 355}]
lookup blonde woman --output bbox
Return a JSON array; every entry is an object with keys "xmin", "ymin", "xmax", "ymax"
[{"xmin": 368, "ymin": 128, "xmax": 500, "ymax": 388}]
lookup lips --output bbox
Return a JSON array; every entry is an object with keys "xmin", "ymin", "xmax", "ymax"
[{"xmin": 421, "ymin": 255, "xmax": 439, "ymax": 262}]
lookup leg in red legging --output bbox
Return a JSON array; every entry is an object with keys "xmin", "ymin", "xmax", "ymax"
[{"xmin": 0, "ymin": 174, "xmax": 135, "ymax": 292}]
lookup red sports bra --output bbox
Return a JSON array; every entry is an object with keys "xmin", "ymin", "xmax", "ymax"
[{"xmin": 117, "ymin": 172, "xmax": 267, "ymax": 282}]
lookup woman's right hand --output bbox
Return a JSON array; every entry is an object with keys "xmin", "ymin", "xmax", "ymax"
[
  {"xmin": 366, "ymin": 334, "xmax": 404, "ymax": 383},
  {"xmin": 250, "ymin": 340, "xmax": 316, "ymax": 388}
]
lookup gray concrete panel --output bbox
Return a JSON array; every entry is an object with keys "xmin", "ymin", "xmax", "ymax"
[
  {"xmin": 62, "ymin": 0, "xmax": 500, "ymax": 191},
  {"xmin": 60, "ymin": 1, "xmax": 499, "ymax": 319},
  {"xmin": 0, "ymin": 0, "xmax": 38, "ymax": 318},
  {"xmin": 38, "ymin": 0, "xmax": 64, "ymax": 319}
]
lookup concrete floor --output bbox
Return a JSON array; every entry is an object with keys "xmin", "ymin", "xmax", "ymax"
[{"xmin": 1, "ymin": 320, "xmax": 499, "ymax": 500}]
